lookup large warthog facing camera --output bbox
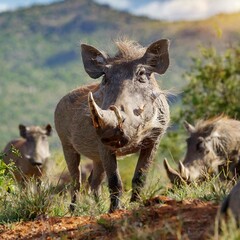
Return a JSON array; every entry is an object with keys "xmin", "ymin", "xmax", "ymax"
[
  {"xmin": 54, "ymin": 39, "xmax": 171, "ymax": 212},
  {"xmin": 164, "ymin": 116, "xmax": 240, "ymax": 185},
  {"xmin": 3, "ymin": 124, "xmax": 52, "ymax": 184}
]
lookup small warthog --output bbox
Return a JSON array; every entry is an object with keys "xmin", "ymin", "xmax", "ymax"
[
  {"xmin": 55, "ymin": 38, "xmax": 170, "ymax": 212},
  {"xmin": 164, "ymin": 116, "xmax": 240, "ymax": 185},
  {"xmin": 3, "ymin": 124, "xmax": 52, "ymax": 184},
  {"xmin": 220, "ymin": 180, "xmax": 240, "ymax": 224}
]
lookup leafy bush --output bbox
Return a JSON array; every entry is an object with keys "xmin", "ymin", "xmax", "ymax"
[
  {"xmin": 0, "ymin": 151, "xmax": 16, "ymax": 194},
  {"xmin": 179, "ymin": 44, "xmax": 240, "ymax": 123}
]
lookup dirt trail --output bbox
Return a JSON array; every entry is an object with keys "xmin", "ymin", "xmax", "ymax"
[{"xmin": 0, "ymin": 196, "xmax": 219, "ymax": 240}]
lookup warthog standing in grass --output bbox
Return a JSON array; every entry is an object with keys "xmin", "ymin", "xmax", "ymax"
[
  {"xmin": 220, "ymin": 180, "xmax": 240, "ymax": 224},
  {"xmin": 3, "ymin": 124, "xmax": 52, "ymax": 184},
  {"xmin": 164, "ymin": 116, "xmax": 240, "ymax": 185},
  {"xmin": 54, "ymin": 39, "xmax": 170, "ymax": 212}
]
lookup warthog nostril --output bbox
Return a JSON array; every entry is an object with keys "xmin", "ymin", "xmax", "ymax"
[
  {"xmin": 27, "ymin": 158, "xmax": 43, "ymax": 166},
  {"xmin": 32, "ymin": 162, "xmax": 43, "ymax": 166},
  {"xmin": 101, "ymin": 136, "xmax": 129, "ymax": 148}
]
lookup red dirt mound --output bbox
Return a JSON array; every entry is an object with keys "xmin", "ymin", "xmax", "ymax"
[{"xmin": 0, "ymin": 196, "xmax": 219, "ymax": 240}]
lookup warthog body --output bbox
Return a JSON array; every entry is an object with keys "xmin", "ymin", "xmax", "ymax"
[
  {"xmin": 3, "ymin": 124, "xmax": 52, "ymax": 184},
  {"xmin": 164, "ymin": 116, "xmax": 240, "ymax": 185},
  {"xmin": 55, "ymin": 39, "xmax": 170, "ymax": 212},
  {"xmin": 221, "ymin": 181, "xmax": 240, "ymax": 224}
]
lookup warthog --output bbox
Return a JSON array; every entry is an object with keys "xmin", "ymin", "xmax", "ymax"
[
  {"xmin": 220, "ymin": 181, "xmax": 240, "ymax": 224},
  {"xmin": 3, "ymin": 124, "xmax": 52, "ymax": 184},
  {"xmin": 164, "ymin": 116, "xmax": 240, "ymax": 185},
  {"xmin": 55, "ymin": 39, "xmax": 170, "ymax": 212}
]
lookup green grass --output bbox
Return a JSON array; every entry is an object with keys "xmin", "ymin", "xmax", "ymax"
[
  {"xmin": 213, "ymin": 211, "xmax": 240, "ymax": 240},
  {"xmin": 164, "ymin": 176, "xmax": 234, "ymax": 203},
  {"xmin": 0, "ymin": 181, "xmax": 57, "ymax": 223},
  {"xmin": 0, "ymin": 150, "xmax": 238, "ymax": 240},
  {"xmin": 0, "ymin": 151, "xmax": 233, "ymax": 222}
]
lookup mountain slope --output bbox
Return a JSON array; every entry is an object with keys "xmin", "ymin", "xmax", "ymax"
[{"xmin": 0, "ymin": 0, "xmax": 239, "ymax": 149}]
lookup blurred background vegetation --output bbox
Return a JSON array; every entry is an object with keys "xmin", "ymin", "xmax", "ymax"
[
  {"xmin": 0, "ymin": 0, "xmax": 239, "ymax": 166},
  {"xmin": 0, "ymin": 2, "xmax": 240, "ymax": 232}
]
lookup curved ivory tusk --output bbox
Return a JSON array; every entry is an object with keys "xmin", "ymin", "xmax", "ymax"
[
  {"xmin": 179, "ymin": 161, "xmax": 189, "ymax": 181},
  {"xmin": 88, "ymin": 92, "xmax": 104, "ymax": 128},
  {"xmin": 109, "ymin": 105, "xmax": 123, "ymax": 128},
  {"xmin": 163, "ymin": 158, "xmax": 186, "ymax": 186}
]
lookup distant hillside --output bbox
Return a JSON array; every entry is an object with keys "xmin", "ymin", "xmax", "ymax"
[{"xmin": 0, "ymin": 0, "xmax": 239, "ymax": 149}]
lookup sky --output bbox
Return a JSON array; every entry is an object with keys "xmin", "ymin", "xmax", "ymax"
[{"xmin": 1, "ymin": 0, "xmax": 240, "ymax": 21}]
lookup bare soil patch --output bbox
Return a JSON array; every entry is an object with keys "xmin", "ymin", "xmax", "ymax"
[{"xmin": 0, "ymin": 196, "xmax": 219, "ymax": 240}]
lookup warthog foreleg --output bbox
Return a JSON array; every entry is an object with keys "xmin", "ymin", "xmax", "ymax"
[
  {"xmin": 100, "ymin": 147, "xmax": 123, "ymax": 213},
  {"xmin": 131, "ymin": 141, "xmax": 159, "ymax": 202},
  {"xmin": 62, "ymin": 146, "xmax": 81, "ymax": 212}
]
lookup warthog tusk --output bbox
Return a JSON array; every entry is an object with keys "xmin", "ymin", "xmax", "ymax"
[
  {"xmin": 163, "ymin": 158, "xmax": 186, "ymax": 186},
  {"xmin": 179, "ymin": 161, "xmax": 189, "ymax": 181},
  {"xmin": 88, "ymin": 92, "xmax": 104, "ymax": 128},
  {"xmin": 109, "ymin": 105, "xmax": 123, "ymax": 128}
]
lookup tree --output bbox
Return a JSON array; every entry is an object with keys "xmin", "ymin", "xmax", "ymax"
[{"xmin": 179, "ymin": 44, "xmax": 240, "ymax": 123}]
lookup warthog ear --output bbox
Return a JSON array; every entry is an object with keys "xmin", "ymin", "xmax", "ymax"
[
  {"xmin": 142, "ymin": 39, "xmax": 170, "ymax": 74},
  {"xmin": 19, "ymin": 124, "xmax": 27, "ymax": 138},
  {"xmin": 45, "ymin": 124, "xmax": 52, "ymax": 136},
  {"xmin": 81, "ymin": 44, "xmax": 107, "ymax": 79}
]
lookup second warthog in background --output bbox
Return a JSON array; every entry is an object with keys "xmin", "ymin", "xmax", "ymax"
[{"xmin": 164, "ymin": 116, "xmax": 240, "ymax": 185}]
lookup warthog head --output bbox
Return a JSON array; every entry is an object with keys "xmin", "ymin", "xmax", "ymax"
[
  {"xmin": 19, "ymin": 124, "xmax": 52, "ymax": 167},
  {"xmin": 82, "ymin": 39, "xmax": 170, "ymax": 151},
  {"xmin": 164, "ymin": 117, "xmax": 240, "ymax": 185}
]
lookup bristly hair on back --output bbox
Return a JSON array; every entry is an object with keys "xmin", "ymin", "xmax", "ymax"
[
  {"xmin": 108, "ymin": 38, "xmax": 146, "ymax": 63},
  {"xmin": 195, "ymin": 114, "xmax": 229, "ymax": 134}
]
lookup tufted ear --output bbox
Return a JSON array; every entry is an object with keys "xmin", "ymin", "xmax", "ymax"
[
  {"xmin": 45, "ymin": 124, "xmax": 52, "ymax": 136},
  {"xmin": 142, "ymin": 39, "xmax": 170, "ymax": 74},
  {"xmin": 81, "ymin": 44, "xmax": 107, "ymax": 79},
  {"xmin": 19, "ymin": 124, "xmax": 27, "ymax": 138}
]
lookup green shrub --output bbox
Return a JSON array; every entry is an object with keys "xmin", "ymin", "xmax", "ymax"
[
  {"xmin": 0, "ymin": 150, "xmax": 17, "ymax": 194},
  {"xmin": 179, "ymin": 44, "xmax": 240, "ymax": 123}
]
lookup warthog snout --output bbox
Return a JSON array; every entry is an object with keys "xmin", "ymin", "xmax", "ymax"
[
  {"xmin": 100, "ymin": 128, "xmax": 130, "ymax": 148},
  {"xmin": 25, "ymin": 155, "xmax": 43, "ymax": 167},
  {"xmin": 88, "ymin": 92, "xmax": 129, "ymax": 149}
]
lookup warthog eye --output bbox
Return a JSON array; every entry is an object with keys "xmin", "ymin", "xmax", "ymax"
[{"xmin": 137, "ymin": 68, "xmax": 148, "ymax": 83}]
